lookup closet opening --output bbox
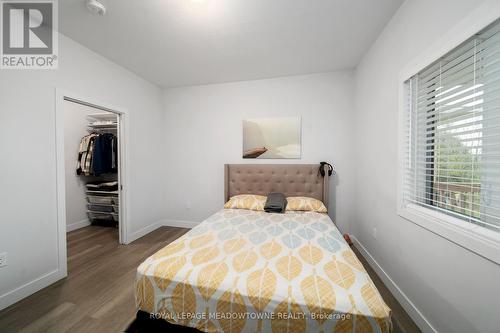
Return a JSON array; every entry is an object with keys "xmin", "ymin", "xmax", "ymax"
[
  {"xmin": 55, "ymin": 90, "xmax": 129, "ymax": 279},
  {"xmin": 62, "ymin": 97, "xmax": 124, "ymax": 240}
]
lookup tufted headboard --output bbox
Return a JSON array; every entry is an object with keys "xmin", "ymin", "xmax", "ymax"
[{"xmin": 224, "ymin": 164, "xmax": 330, "ymax": 207}]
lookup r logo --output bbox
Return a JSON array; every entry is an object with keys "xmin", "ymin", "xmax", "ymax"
[{"xmin": 2, "ymin": 2, "xmax": 53, "ymax": 54}]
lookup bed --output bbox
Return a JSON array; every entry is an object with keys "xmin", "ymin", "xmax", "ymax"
[{"xmin": 135, "ymin": 164, "xmax": 392, "ymax": 333}]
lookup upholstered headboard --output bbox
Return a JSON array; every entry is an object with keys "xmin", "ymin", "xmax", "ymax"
[{"xmin": 224, "ymin": 164, "xmax": 330, "ymax": 207}]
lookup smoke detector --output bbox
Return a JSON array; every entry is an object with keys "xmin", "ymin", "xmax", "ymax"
[{"xmin": 86, "ymin": 0, "xmax": 106, "ymax": 16}]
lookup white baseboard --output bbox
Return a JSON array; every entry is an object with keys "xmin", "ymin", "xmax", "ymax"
[
  {"xmin": 161, "ymin": 219, "xmax": 199, "ymax": 229},
  {"xmin": 66, "ymin": 219, "xmax": 91, "ymax": 232},
  {"xmin": 0, "ymin": 268, "xmax": 65, "ymax": 311},
  {"xmin": 127, "ymin": 221, "xmax": 162, "ymax": 243},
  {"xmin": 351, "ymin": 235, "xmax": 437, "ymax": 333},
  {"xmin": 126, "ymin": 219, "xmax": 197, "ymax": 244},
  {"xmin": 122, "ymin": 218, "xmax": 199, "ymax": 245}
]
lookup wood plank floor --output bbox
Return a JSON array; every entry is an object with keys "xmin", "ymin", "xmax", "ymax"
[
  {"xmin": 0, "ymin": 226, "xmax": 189, "ymax": 333},
  {"xmin": 0, "ymin": 226, "xmax": 420, "ymax": 333}
]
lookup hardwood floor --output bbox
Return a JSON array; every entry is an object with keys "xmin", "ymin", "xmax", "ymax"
[
  {"xmin": 0, "ymin": 226, "xmax": 420, "ymax": 333},
  {"xmin": 0, "ymin": 226, "xmax": 189, "ymax": 333}
]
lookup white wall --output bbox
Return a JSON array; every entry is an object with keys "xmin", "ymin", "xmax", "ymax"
[
  {"xmin": 353, "ymin": 0, "xmax": 500, "ymax": 332},
  {"xmin": 0, "ymin": 34, "xmax": 165, "ymax": 310},
  {"xmin": 64, "ymin": 101, "xmax": 93, "ymax": 231},
  {"xmin": 162, "ymin": 71, "xmax": 356, "ymax": 233}
]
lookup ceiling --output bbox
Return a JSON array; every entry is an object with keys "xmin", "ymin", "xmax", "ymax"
[{"xmin": 59, "ymin": 0, "xmax": 403, "ymax": 88}]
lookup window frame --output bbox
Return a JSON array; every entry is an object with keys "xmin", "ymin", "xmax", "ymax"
[{"xmin": 397, "ymin": 4, "xmax": 500, "ymax": 265}]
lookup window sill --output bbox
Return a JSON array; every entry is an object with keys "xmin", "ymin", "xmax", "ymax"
[{"xmin": 398, "ymin": 204, "xmax": 500, "ymax": 265}]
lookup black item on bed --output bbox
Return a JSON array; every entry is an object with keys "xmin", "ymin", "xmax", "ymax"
[{"xmin": 264, "ymin": 192, "xmax": 287, "ymax": 213}]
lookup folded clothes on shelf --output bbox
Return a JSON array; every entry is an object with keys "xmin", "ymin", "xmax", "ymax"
[{"xmin": 86, "ymin": 180, "xmax": 118, "ymax": 191}]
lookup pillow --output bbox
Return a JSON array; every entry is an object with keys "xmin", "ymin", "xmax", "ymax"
[
  {"xmin": 224, "ymin": 194, "xmax": 267, "ymax": 211},
  {"xmin": 286, "ymin": 196, "xmax": 327, "ymax": 213}
]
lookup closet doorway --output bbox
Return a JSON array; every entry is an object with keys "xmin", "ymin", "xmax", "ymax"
[{"xmin": 55, "ymin": 90, "xmax": 129, "ymax": 277}]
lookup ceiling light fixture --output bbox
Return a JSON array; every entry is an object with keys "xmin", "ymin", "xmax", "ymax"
[{"xmin": 86, "ymin": 0, "xmax": 106, "ymax": 16}]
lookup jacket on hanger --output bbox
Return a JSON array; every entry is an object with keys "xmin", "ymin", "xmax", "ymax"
[
  {"xmin": 92, "ymin": 133, "xmax": 117, "ymax": 176},
  {"xmin": 76, "ymin": 134, "xmax": 97, "ymax": 176}
]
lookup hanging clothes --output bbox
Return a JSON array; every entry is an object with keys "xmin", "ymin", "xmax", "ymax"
[
  {"xmin": 92, "ymin": 133, "xmax": 117, "ymax": 176},
  {"xmin": 76, "ymin": 133, "xmax": 97, "ymax": 176},
  {"xmin": 112, "ymin": 135, "xmax": 117, "ymax": 170},
  {"xmin": 76, "ymin": 133, "xmax": 117, "ymax": 176}
]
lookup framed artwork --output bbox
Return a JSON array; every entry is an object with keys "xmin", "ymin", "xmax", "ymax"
[{"xmin": 242, "ymin": 117, "xmax": 301, "ymax": 159}]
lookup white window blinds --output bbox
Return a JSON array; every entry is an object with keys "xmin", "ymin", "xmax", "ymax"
[{"xmin": 402, "ymin": 18, "xmax": 500, "ymax": 232}]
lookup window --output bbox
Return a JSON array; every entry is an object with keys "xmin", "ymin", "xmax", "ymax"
[{"xmin": 402, "ymin": 18, "xmax": 500, "ymax": 234}]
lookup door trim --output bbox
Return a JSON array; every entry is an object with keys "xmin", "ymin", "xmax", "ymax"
[{"xmin": 55, "ymin": 88, "xmax": 130, "ymax": 279}]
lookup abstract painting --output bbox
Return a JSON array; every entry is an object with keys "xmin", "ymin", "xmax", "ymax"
[{"xmin": 242, "ymin": 117, "xmax": 301, "ymax": 159}]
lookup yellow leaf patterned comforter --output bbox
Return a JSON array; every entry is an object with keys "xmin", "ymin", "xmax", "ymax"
[{"xmin": 136, "ymin": 209, "xmax": 392, "ymax": 333}]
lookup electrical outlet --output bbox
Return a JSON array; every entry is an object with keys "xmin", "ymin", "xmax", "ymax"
[
  {"xmin": 0, "ymin": 252, "xmax": 6, "ymax": 267},
  {"xmin": 186, "ymin": 201, "xmax": 192, "ymax": 210},
  {"xmin": 372, "ymin": 227, "xmax": 377, "ymax": 239}
]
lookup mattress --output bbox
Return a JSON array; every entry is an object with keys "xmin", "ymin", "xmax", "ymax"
[{"xmin": 136, "ymin": 209, "xmax": 392, "ymax": 333}]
